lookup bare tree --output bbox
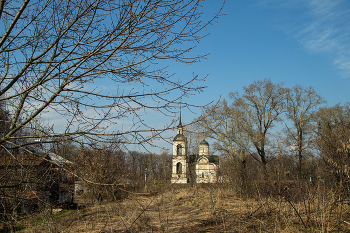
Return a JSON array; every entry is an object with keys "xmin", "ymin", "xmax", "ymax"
[
  {"xmin": 124, "ymin": 150, "xmax": 171, "ymax": 191},
  {"xmin": 315, "ymin": 103, "xmax": 350, "ymax": 192},
  {"xmin": 229, "ymin": 79, "xmax": 288, "ymax": 176},
  {"xmin": 183, "ymin": 119, "xmax": 203, "ymax": 155},
  {"xmin": 198, "ymin": 99, "xmax": 253, "ymax": 195},
  {"xmin": 285, "ymin": 85, "xmax": 325, "ymax": 178},
  {"xmin": 73, "ymin": 146, "xmax": 127, "ymax": 202},
  {"xmin": 0, "ymin": 0, "xmax": 223, "ymax": 229},
  {"xmin": 158, "ymin": 149, "xmax": 171, "ymax": 181},
  {"xmin": 0, "ymin": 0, "xmax": 223, "ymax": 149},
  {"xmin": 0, "ymin": 98, "xmax": 9, "ymax": 138}
]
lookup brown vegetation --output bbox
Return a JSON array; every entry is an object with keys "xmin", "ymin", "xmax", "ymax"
[{"xmin": 15, "ymin": 183, "xmax": 350, "ymax": 232}]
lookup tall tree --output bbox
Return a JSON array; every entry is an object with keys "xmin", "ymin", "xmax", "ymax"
[
  {"xmin": 200, "ymin": 100, "xmax": 250, "ymax": 162},
  {"xmin": 199, "ymin": 99, "xmax": 252, "ymax": 195},
  {"xmin": 285, "ymin": 85, "xmax": 325, "ymax": 178},
  {"xmin": 229, "ymin": 79, "xmax": 288, "ymax": 176}
]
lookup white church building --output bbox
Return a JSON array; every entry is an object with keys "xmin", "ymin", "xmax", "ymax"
[{"xmin": 171, "ymin": 119, "xmax": 218, "ymax": 184}]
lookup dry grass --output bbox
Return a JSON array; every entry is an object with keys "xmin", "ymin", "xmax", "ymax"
[{"xmin": 20, "ymin": 184, "xmax": 350, "ymax": 232}]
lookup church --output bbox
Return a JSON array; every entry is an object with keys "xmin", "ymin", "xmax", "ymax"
[{"xmin": 171, "ymin": 118, "xmax": 219, "ymax": 184}]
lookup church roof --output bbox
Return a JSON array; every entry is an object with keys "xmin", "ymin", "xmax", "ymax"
[
  {"xmin": 188, "ymin": 154, "xmax": 219, "ymax": 166},
  {"xmin": 173, "ymin": 134, "xmax": 186, "ymax": 141},
  {"xmin": 199, "ymin": 139, "xmax": 209, "ymax": 146}
]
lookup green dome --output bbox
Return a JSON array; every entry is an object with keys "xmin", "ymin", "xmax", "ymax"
[{"xmin": 199, "ymin": 140, "xmax": 209, "ymax": 146}]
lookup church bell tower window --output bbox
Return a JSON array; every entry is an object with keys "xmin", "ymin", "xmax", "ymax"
[
  {"xmin": 176, "ymin": 162, "xmax": 182, "ymax": 174},
  {"xmin": 177, "ymin": 144, "xmax": 182, "ymax": 156}
]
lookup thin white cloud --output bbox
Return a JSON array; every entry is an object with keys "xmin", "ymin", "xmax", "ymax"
[
  {"xmin": 295, "ymin": 0, "xmax": 350, "ymax": 77},
  {"xmin": 259, "ymin": 0, "xmax": 350, "ymax": 78}
]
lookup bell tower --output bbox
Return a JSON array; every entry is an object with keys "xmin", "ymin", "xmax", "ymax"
[{"xmin": 171, "ymin": 114, "xmax": 188, "ymax": 183}]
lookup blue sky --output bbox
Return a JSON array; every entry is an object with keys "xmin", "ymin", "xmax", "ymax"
[
  {"xmin": 139, "ymin": 0, "xmax": 350, "ymax": 153},
  {"xmin": 193, "ymin": 0, "xmax": 350, "ymax": 105},
  {"xmin": 38, "ymin": 1, "xmax": 350, "ymax": 153},
  {"xmin": 178, "ymin": 0, "xmax": 350, "ymax": 115}
]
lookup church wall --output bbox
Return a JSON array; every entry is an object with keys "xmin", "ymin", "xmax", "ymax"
[
  {"xmin": 171, "ymin": 140, "xmax": 188, "ymax": 183},
  {"xmin": 198, "ymin": 144, "xmax": 209, "ymax": 156},
  {"xmin": 173, "ymin": 141, "xmax": 186, "ymax": 157},
  {"xmin": 195, "ymin": 161, "xmax": 217, "ymax": 183},
  {"xmin": 171, "ymin": 156, "xmax": 188, "ymax": 183}
]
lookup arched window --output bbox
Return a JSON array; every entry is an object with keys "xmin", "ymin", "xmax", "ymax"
[
  {"xmin": 177, "ymin": 144, "xmax": 182, "ymax": 156},
  {"xmin": 176, "ymin": 162, "xmax": 182, "ymax": 174}
]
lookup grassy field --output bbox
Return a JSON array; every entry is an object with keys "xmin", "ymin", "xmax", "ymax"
[{"xmin": 18, "ymin": 183, "xmax": 350, "ymax": 232}]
